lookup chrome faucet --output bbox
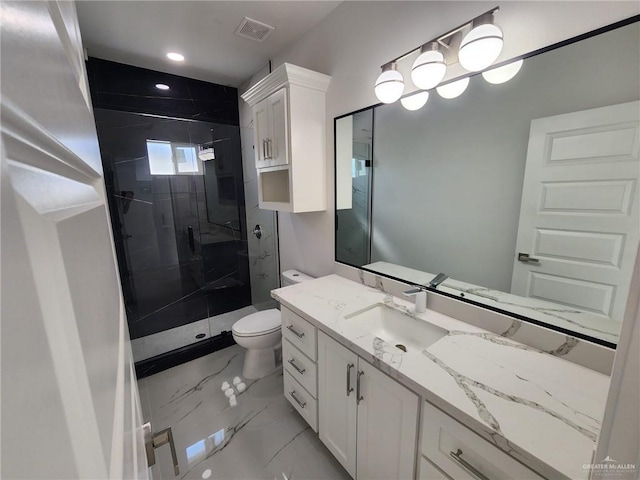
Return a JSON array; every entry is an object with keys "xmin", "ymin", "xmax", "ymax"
[
  {"xmin": 429, "ymin": 273, "xmax": 448, "ymax": 289},
  {"xmin": 403, "ymin": 286, "xmax": 427, "ymax": 313}
]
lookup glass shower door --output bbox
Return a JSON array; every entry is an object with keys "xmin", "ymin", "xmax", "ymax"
[{"xmin": 95, "ymin": 109, "xmax": 256, "ymax": 366}]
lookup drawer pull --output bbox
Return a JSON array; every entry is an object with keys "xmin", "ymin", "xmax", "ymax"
[
  {"xmin": 289, "ymin": 390, "xmax": 306, "ymax": 409},
  {"xmin": 450, "ymin": 449, "xmax": 490, "ymax": 480},
  {"xmin": 286, "ymin": 325, "xmax": 305, "ymax": 339},
  {"xmin": 346, "ymin": 363, "xmax": 354, "ymax": 396},
  {"xmin": 288, "ymin": 358, "xmax": 305, "ymax": 375}
]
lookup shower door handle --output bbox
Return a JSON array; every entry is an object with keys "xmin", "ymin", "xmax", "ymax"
[
  {"xmin": 144, "ymin": 423, "xmax": 179, "ymax": 475},
  {"xmin": 187, "ymin": 226, "xmax": 195, "ymax": 253}
]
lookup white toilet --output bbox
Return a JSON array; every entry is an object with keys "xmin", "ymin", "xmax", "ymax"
[{"xmin": 232, "ymin": 269, "xmax": 313, "ymax": 379}]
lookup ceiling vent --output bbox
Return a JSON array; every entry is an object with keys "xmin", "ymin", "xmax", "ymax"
[{"xmin": 235, "ymin": 17, "xmax": 275, "ymax": 42}]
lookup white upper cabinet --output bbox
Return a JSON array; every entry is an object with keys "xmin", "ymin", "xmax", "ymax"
[
  {"xmin": 241, "ymin": 63, "xmax": 331, "ymax": 212},
  {"xmin": 254, "ymin": 88, "xmax": 289, "ymax": 169}
]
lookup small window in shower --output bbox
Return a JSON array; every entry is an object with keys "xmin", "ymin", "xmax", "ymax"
[{"xmin": 146, "ymin": 140, "xmax": 203, "ymax": 175}]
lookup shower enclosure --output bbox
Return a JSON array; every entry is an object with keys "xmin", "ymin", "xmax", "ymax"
[{"xmin": 89, "ymin": 59, "xmax": 279, "ymax": 375}]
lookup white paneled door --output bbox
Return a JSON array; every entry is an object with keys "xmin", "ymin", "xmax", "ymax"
[
  {"xmin": 1, "ymin": 2, "xmax": 147, "ymax": 478},
  {"xmin": 512, "ymin": 101, "xmax": 640, "ymax": 322}
]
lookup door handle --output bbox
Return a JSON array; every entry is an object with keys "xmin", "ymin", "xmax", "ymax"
[
  {"xmin": 262, "ymin": 139, "xmax": 267, "ymax": 160},
  {"xmin": 346, "ymin": 363, "xmax": 354, "ymax": 396},
  {"xmin": 143, "ymin": 422, "xmax": 179, "ymax": 475},
  {"xmin": 356, "ymin": 370, "xmax": 364, "ymax": 405},
  {"xmin": 518, "ymin": 252, "xmax": 540, "ymax": 263},
  {"xmin": 187, "ymin": 226, "xmax": 195, "ymax": 253},
  {"xmin": 268, "ymin": 138, "xmax": 274, "ymax": 160}
]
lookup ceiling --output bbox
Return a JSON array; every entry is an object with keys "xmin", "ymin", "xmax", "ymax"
[{"xmin": 76, "ymin": 1, "xmax": 341, "ymax": 88}]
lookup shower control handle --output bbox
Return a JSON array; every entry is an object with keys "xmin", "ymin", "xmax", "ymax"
[
  {"xmin": 286, "ymin": 325, "xmax": 305, "ymax": 339},
  {"xmin": 252, "ymin": 225, "xmax": 262, "ymax": 239}
]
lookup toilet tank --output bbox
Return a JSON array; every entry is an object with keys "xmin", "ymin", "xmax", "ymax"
[{"xmin": 281, "ymin": 269, "xmax": 314, "ymax": 287}]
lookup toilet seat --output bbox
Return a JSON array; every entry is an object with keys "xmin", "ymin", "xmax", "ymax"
[{"xmin": 232, "ymin": 309, "xmax": 281, "ymax": 337}]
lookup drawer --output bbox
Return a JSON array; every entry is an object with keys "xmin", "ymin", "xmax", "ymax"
[
  {"xmin": 284, "ymin": 370, "xmax": 318, "ymax": 432},
  {"xmin": 419, "ymin": 456, "xmax": 452, "ymax": 480},
  {"xmin": 281, "ymin": 307, "xmax": 317, "ymax": 361},
  {"xmin": 283, "ymin": 339, "xmax": 317, "ymax": 397},
  {"xmin": 421, "ymin": 402, "xmax": 545, "ymax": 480}
]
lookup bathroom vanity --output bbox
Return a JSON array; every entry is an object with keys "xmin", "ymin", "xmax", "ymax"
[{"xmin": 273, "ymin": 275, "xmax": 609, "ymax": 480}]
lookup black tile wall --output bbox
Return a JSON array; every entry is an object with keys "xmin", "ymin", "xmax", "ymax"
[{"xmin": 87, "ymin": 57, "xmax": 239, "ymax": 125}]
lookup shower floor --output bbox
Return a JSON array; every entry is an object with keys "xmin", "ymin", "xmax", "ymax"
[{"xmin": 131, "ymin": 305, "xmax": 259, "ymax": 363}]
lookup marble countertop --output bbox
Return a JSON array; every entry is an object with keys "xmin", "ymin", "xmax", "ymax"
[{"xmin": 272, "ymin": 274, "xmax": 610, "ymax": 480}]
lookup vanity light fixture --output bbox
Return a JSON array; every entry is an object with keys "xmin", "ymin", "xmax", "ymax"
[
  {"xmin": 374, "ymin": 62, "xmax": 405, "ymax": 104},
  {"xmin": 166, "ymin": 52, "xmax": 185, "ymax": 62},
  {"xmin": 458, "ymin": 13, "xmax": 504, "ymax": 72},
  {"xmin": 155, "ymin": 83, "xmax": 170, "ymax": 90},
  {"xmin": 374, "ymin": 7, "xmax": 505, "ymax": 104},
  {"xmin": 411, "ymin": 42, "xmax": 447, "ymax": 90},
  {"xmin": 482, "ymin": 59, "xmax": 523, "ymax": 84},
  {"xmin": 401, "ymin": 91, "xmax": 429, "ymax": 111},
  {"xmin": 436, "ymin": 77, "xmax": 470, "ymax": 99}
]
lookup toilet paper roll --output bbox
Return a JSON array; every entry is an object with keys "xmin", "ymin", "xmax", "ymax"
[
  {"xmin": 221, "ymin": 381, "xmax": 230, "ymax": 391},
  {"xmin": 224, "ymin": 388, "xmax": 235, "ymax": 398},
  {"xmin": 229, "ymin": 395, "xmax": 237, "ymax": 407},
  {"xmin": 232, "ymin": 376, "xmax": 242, "ymax": 385},
  {"xmin": 236, "ymin": 382, "xmax": 246, "ymax": 393}
]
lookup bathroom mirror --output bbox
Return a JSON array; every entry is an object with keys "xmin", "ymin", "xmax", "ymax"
[{"xmin": 335, "ymin": 19, "xmax": 640, "ymax": 347}]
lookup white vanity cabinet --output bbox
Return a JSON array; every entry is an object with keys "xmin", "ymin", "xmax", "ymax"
[
  {"xmin": 281, "ymin": 307, "xmax": 319, "ymax": 432},
  {"xmin": 241, "ymin": 63, "xmax": 331, "ymax": 212},
  {"xmin": 318, "ymin": 331, "xmax": 419, "ymax": 480},
  {"xmin": 419, "ymin": 401, "xmax": 545, "ymax": 480}
]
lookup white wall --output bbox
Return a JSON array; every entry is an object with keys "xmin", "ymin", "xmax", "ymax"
[
  {"xmin": 371, "ymin": 23, "xmax": 639, "ymax": 291},
  {"xmin": 252, "ymin": 0, "xmax": 640, "ymax": 278}
]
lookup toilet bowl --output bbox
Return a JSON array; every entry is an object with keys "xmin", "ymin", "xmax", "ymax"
[
  {"xmin": 232, "ymin": 269, "xmax": 313, "ymax": 379},
  {"xmin": 232, "ymin": 309, "xmax": 282, "ymax": 379}
]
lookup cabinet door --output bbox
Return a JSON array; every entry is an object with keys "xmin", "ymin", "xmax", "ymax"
[
  {"xmin": 356, "ymin": 359, "xmax": 419, "ymax": 480},
  {"xmin": 318, "ymin": 332, "xmax": 358, "ymax": 478},
  {"xmin": 267, "ymin": 88, "xmax": 289, "ymax": 167},
  {"xmin": 253, "ymin": 97, "xmax": 270, "ymax": 169}
]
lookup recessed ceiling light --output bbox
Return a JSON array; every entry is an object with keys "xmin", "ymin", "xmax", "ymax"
[
  {"xmin": 155, "ymin": 84, "xmax": 170, "ymax": 90},
  {"xmin": 166, "ymin": 52, "xmax": 184, "ymax": 62}
]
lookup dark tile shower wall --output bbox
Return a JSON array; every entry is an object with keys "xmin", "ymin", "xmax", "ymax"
[
  {"xmin": 88, "ymin": 59, "xmax": 250, "ymax": 340},
  {"xmin": 87, "ymin": 58, "xmax": 239, "ymax": 124}
]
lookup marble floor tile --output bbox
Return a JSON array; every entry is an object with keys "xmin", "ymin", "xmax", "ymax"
[{"xmin": 138, "ymin": 345, "xmax": 350, "ymax": 480}]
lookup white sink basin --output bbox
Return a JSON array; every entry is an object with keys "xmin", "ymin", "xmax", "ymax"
[{"xmin": 344, "ymin": 304, "xmax": 448, "ymax": 352}]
